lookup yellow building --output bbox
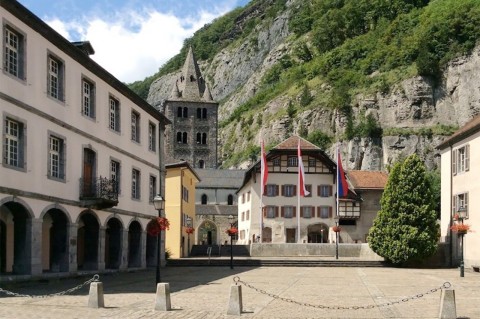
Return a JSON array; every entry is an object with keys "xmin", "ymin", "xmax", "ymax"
[{"xmin": 165, "ymin": 161, "xmax": 200, "ymax": 258}]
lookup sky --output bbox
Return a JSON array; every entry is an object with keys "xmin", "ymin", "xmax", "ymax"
[{"xmin": 19, "ymin": 0, "xmax": 250, "ymax": 83}]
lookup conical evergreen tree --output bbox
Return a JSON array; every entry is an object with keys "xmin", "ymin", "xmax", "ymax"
[{"xmin": 368, "ymin": 154, "xmax": 439, "ymax": 264}]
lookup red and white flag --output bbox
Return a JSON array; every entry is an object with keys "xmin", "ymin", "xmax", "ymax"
[
  {"xmin": 298, "ymin": 140, "xmax": 310, "ymax": 197},
  {"xmin": 261, "ymin": 140, "xmax": 268, "ymax": 195}
]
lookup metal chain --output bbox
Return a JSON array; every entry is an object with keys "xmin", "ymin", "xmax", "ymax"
[
  {"xmin": 0, "ymin": 274, "xmax": 99, "ymax": 298},
  {"xmin": 233, "ymin": 276, "xmax": 451, "ymax": 311}
]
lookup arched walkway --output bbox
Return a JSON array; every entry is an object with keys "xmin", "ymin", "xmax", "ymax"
[
  {"xmin": 308, "ymin": 223, "xmax": 329, "ymax": 243},
  {"xmin": 77, "ymin": 211, "xmax": 99, "ymax": 270},
  {"xmin": 145, "ymin": 219, "xmax": 158, "ymax": 267},
  {"xmin": 42, "ymin": 208, "xmax": 69, "ymax": 272},
  {"xmin": 105, "ymin": 218, "xmax": 123, "ymax": 269},
  {"xmin": 0, "ymin": 201, "xmax": 32, "ymax": 274},
  {"xmin": 128, "ymin": 221, "xmax": 142, "ymax": 267},
  {"xmin": 198, "ymin": 220, "xmax": 217, "ymax": 245}
]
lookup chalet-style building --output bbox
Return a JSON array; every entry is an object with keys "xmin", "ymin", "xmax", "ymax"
[
  {"xmin": 165, "ymin": 161, "xmax": 200, "ymax": 258},
  {"xmin": 438, "ymin": 116, "xmax": 480, "ymax": 269},
  {"xmin": 0, "ymin": 1, "xmax": 170, "ymax": 276},
  {"xmin": 236, "ymin": 136, "xmax": 387, "ymax": 245},
  {"xmin": 162, "ymin": 47, "xmax": 219, "ymax": 169}
]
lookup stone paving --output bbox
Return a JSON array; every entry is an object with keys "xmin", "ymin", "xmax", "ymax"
[{"xmin": 1, "ymin": 263, "xmax": 479, "ymax": 318}]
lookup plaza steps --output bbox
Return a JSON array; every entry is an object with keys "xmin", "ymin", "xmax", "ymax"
[
  {"xmin": 166, "ymin": 258, "xmax": 387, "ymax": 268},
  {"xmin": 190, "ymin": 244, "xmax": 250, "ymax": 257}
]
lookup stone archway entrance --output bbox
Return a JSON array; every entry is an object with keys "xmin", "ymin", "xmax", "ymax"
[
  {"xmin": 198, "ymin": 220, "xmax": 217, "ymax": 245},
  {"xmin": 105, "ymin": 218, "xmax": 122, "ymax": 269},
  {"xmin": 308, "ymin": 223, "xmax": 328, "ymax": 243},
  {"xmin": 128, "ymin": 221, "xmax": 142, "ymax": 267},
  {"xmin": 42, "ymin": 209, "xmax": 69, "ymax": 272},
  {"xmin": 77, "ymin": 211, "xmax": 99, "ymax": 270},
  {"xmin": 0, "ymin": 201, "xmax": 31, "ymax": 274}
]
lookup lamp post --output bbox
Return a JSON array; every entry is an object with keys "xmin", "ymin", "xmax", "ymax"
[
  {"xmin": 457, "ymin": 206, "xmax": 467, "ymax": 277},
  {"xmin": 153, "ymin": 194, "xmax": 165, "ymax": 284},
  {"xmin": 186, "ymin": 216, "xmax": 192, "ymax": 257},
  {"xmin": 228, "ymin": 215, "xmax": 234, "ymax": 270},
  {"xmin": 320, "ymin": 228, "xmax": 324, "ymax": 243}
]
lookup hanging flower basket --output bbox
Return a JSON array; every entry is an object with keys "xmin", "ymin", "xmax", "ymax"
[
  {"xmin": 450, "ymin": 223, "xmax": 471, "ymax": 235},
  {"xmin": 332, "ymin": 225, "xmax": 341, "ymax": 233},
  {"xmin": 147, "ymin": 217, "xmax": 170, "ymax": 236},
  {"xmin": 226, "ymin": 227, "xmax": 238, "ymax": 236},
  {"xmin": 185, "ymin": 226, "xmax": 195, "ymax": 234}
]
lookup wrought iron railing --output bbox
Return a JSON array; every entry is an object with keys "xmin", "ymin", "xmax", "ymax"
[{"xmin": 79, "ymin": 177, "xmax": 118, "ymax": 202}]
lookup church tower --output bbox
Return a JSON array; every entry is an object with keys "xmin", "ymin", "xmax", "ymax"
[{"xmin": 163, "ymin": 47, "xmax": 218, "ymax": 168}]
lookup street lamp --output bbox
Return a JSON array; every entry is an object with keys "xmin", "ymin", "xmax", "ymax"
[
  {"xmin": 457, "ymin": 206, "xmax": 467, "ymax": 277},
  {"xmin": 320, "ymin": 228, "xmax": 324, "ymax": 243},
  {"xmin": 153, "ymin": 194, "xmax": 165, "ymax": 284},
  {"xmin": 186, "ymin": 216, "xmax": 192, "ymax": 257},
  {"xmin": 228, "ymin": 214, "xmax": 234, "ymax": 270}
]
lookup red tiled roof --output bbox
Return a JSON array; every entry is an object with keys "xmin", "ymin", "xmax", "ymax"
[
  {"xmin": 348, "ymin": 170, "xmax": 388, "ymax": 189},
  {"xmin": 274, "ymin": 135, "xmax": 319, "ymax": 150}
]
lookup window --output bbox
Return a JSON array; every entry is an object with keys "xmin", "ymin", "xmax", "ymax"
[
  {"xmin": 302, "ymin": 206, "xmax": 314, "ymax": 218},
  {"xmin": 110, "ymin": 160, "xmax": 120, "ymax": 193},
  {"xmin": 182, "ymin": 186, "xmax": 189, "ymax": 202},
  {"xmin": 132, "ymin": 169, "xmax": 140, "ymax": 199},
  {"xmin": 453, "ymin": 145, "xmax": 470, "ymax": 174},
  {"xmin": 453, "ymin": 193, "xmax": 469, "ymax": 219},
  {"xmin": 318, "ymin": 206, "xmax": 332, "ymax": 219},
  {"xmin": 287, "ymin": 156, "xmax": 298, "ymax": 167},
  {"xmin": 47, "ymin": 54, "xmax": 64, "ymax": 100},
  {"xmin": 241, "ymin": 212, "xmax": 245, "ymax": 221},
  {"xmin": 109, "ymin": 97, "xmax": 120, "ymax": 132},
  {"xmin": 266, "ymin": 184, "xmax": 279, "ymax": 197},
  {"xmin": 4, "ymin": 25, "xmax": 25, "ymax": 79},
  {"xmin": 149, "ymin": 175, "xmax": 156, "ymax": 203},
  {"xmin": 178, "ymin": 132, "xmax": 187, "ymax": 144},
  {"xmin": 198, "ymin": 160, "xmax": 205, "ymax": 168},
  {"xmin": 264, "ymin": 206, "xmax": 277, "ymax": 219},
  {"xmin": 148, "ymin": 122, "xmax": 156, "ymax": 151},
  {"xmin": 3, "ymin": 117, "xmax": 25, "ymax": 169},
  {"xmin": 283, "ymin": 206, "xmax": 295, "ymax": 218},
  {"xmin": 247, "ymin": 191, "xmax": 251, "ymax": 202},
  {"xmin": 241, "ymin": 193, "xmax": 245, "ymax": 204},
  {"xmin": 227, "ymin": 194, "xmax": 233, "ymax": 205},
  {"xmin": 318, "ymin": 185, "xmax": 332, "ymax": 197},
  {"xmin": 131, "ymin": 111, "xmax": 140, "ymax": 142},
  {"xmin": 273, "ymin": 157, "xmax": 280, "ymax": 167},
  {"xmin": 201, "ymin": 194, "xmax": 208, "ymax": 205},
  {"xmin": 282, "ymin": 184, "xmax": 296, "ymax": 197},
  {"xmin": 246, "ymin": 210, "xmax": 250, "ymax": 220},
  {"xmin": 308, "ymin": 158, "xmax": 316, "ymax": 167},
  {"xmin": 82, "ymin": 78, "xmax": 95, "ymax": 118},
  {"xmin": 177, "ymin": 107, "xmax": 182, "ymax": 118},
  {"xmin": 183, "ymin": 132, "xmax": 187, "ymax": 144},
  {"xmin": 305, "ymin": 184, "xmax": 312, "ymax": 197},
  {"xmin": 48, "ymin": 135, "xmax": 65, "ymax": 180}
]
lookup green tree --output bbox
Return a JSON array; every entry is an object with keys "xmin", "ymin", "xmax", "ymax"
[{"xmin": 367, "ymin": 154, "xmax": 439, "ymax": 264}]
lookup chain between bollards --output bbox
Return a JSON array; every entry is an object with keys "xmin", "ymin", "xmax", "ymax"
[{"xmin": 233, "ymin": 276, "xmax": 451, "ymax": 310}]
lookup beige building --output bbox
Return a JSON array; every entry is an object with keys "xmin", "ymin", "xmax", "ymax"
[
  {"xmin": 237, "ymin": 136, "xmax": 387, "ymax": 245},
  {"xmin": 438, "ymin": 116, "xmax": 480, "ymax": 268},
  {"xmin": 165, "ymin": 161, "xmax": 200, "ymax": 258},
  {"xmin": 0, "ymin": 2, "xmax": 170, "ymax": 276}
]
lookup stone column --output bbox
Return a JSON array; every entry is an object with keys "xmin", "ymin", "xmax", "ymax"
[
  {"xmin": 98, "ymin": 226, "xmax": 106, "ymax": 271},
  {"xmin": 29, "ymin": 218, "xmax": 43, "ymax": 275},
  {"xmin": 120, "ymin": 229, "xmax": 128, "ymax": 270},
  {"xmin": 68, "ymin": 223, "xmax": 78, "ymax": 272},
  {"xmin": 140, "ymin": 230, "xmax": 147, "ymax": 268}
]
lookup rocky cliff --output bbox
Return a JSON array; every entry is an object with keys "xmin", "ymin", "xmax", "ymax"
[{"xmin": 147, "ymin": 0, "xmax": 480, "ymax": 170}]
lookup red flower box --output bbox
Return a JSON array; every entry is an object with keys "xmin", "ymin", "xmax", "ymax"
[
  {"xmin": 450, "ymin": 223, "xmax": 471, "ymax": 234},
  {"xmin": 147, "ymin": 217, "xmax": 170, "ymax": 236},
  {"xmin": 226, "ymin": 227, "xmax": 238, "ymax": 236},
  {"xmin": 332, "ymin": 226, "xmax": 341, "ymax": 232},
  {"xmin": 185, "ymin": 226, "xmax": 195, "ymax": 234}
]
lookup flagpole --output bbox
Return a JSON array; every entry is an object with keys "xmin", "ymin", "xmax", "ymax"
[
  {"xmin": 297, "ymin": 171, "xmax": 301, "ymax": 243},
  {"xmin": 335, "ymin": 142, "xmax": 339, "ymax": 259}
]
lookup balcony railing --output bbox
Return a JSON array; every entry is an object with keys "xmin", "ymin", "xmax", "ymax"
[{"xmin": 79, "ymin": 176, "xmax": 118, "ymax": 209}]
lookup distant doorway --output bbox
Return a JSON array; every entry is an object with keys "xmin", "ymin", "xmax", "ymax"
[{"xmin": 286, "ymin": 228, "xmax": 296, "ymax": 243}]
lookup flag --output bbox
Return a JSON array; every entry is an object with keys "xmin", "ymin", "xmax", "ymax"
[
  {"xmin": 261, "ymin": 140, "xmax": 268, "ymax": 195},
  {"xmin": 298, "ymin": 140, "xmax": 310, "ymax": 197},
  {"xmin": 337, "ymin": 149, "xmax": 348, "ymax": 197}
]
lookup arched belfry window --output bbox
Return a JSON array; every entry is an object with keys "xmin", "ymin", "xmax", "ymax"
[
  {"xmin": 177, "ymin": 132, "xmax": 182, "ymax": 143},
  {"xmin": 197, "ymin": 108, "xmax": 202, "ymax": 119},
  {"xmin": 202, "ymin": 108, "xmax": 207, "ymax": 119},
  {"xmin": 199, "ymin": 160, "xmax": 205, "ymax": 168},
  {"xmin": 202, "ymin": 133, "xmax": 207, "ymax": 144},
  {"xmin": 182, "ymin": 132, "xmax": 188, "ymax": 144},
  {"xmin": 196, "ymin": 133, "xmax": 201, "ymax": 144},
  {"xmin": 201, "ymin": 194, "xmax": 208, "ymax": 205},
  {"xmin": 177, "ymin": 107, "xmax": 182, "ymax": 118},
  {"xmin": 227, "ymin": 194, "xmax": 234, "ymax": 205},
  {"xmin": 183, "ymin": 107, "xmax": 188, "ymax": 118}
]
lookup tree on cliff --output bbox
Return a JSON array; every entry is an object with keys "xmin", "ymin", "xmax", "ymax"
[{"xmin": 367, "ymin": 154, "xmax": 439, "ymax": 265}]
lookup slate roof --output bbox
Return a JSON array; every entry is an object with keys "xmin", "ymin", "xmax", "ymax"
[
  {"xmin": 195, "ymin": 204, "xmax": 238, "ymax": 216},
  {"xmin": 195, "ymin": 169, "xmax": 245, "ymax": 189},
  {"xmin": 348, "ymin": 170, "xmax": 388, "ymax": 190},
  {"xmin": 437, "ymin": 114, "xmax": 480, "ymax": 150}
]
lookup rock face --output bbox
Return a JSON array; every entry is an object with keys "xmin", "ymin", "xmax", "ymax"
[{"xmin": 147, "ymin": 2, "xmax": 480, "ymax": 171}]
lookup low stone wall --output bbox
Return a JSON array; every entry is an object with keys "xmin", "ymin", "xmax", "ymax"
[{"xmin": 250, "ymin": 243, "xmax": 384, "ymax": 260}]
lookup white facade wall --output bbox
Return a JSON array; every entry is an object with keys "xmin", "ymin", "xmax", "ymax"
[{"xmin": 440, "ymin": 131, "xmax": 480, "ymax": 268}]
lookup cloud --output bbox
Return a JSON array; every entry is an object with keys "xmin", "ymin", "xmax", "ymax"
[{"xmin": 45, "ymin": 6, "xmax": 231, "ymax": 83}]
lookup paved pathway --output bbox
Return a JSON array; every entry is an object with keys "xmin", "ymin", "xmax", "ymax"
[{"xmin": 1, "ymin": 265, "xmax": 479, "ymax": 318}]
